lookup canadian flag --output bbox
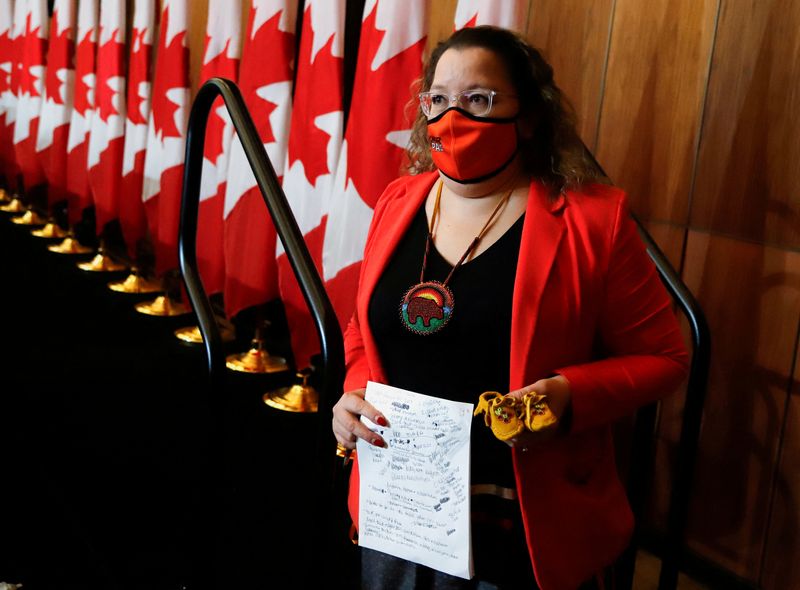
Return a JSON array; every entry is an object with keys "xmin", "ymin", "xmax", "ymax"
[
  {"xmin": 118, "ymin": 0, "xmax": 154, "ymax": 258},
  {"xmin": 35, "ymin": 0, "xmax": 75, "ymax": 207},
  {"xmin": 87, "ymin": 0, "xmax": 126, "ymax": 234},
  {"xmin": 279, "ymin": 0, "xmax": 345, "ymax": 369},
  {"xmin": 0, "ymin": 0, "xmax": 16, "ymax": 185},
  {"xmin": 197, "ymin": 0, "xmax": 242, "ymax": 296},
  {"xmin": 13, "ymin": 0, "xmax": 48, "ymax": 192},
  {"xmin": 65, "ymin": 0, "xmax": 97, "ymax": 226},
  {"xmin": 454, "ymin": 0, "xmax": 527, "ymax": 30},
  {"xmin": 141, "ymin": 0, "xmax": 189, "ymax": 275},
  {"xmin": 223, "ymin": 0, "xmax": 297, "ymax": 318},
  {"xmin": 322, "ymin": 0, "xmax": 428, "ymax": 326}
]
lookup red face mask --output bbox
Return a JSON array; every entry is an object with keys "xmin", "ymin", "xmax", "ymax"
[{"xmin": 426, "ymin": 107, "xmax": 518, "ymax": 184}]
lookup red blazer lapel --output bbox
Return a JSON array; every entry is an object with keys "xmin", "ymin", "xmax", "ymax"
[
  {"xmin": 510, "ymin": 181, "xmax": 566, "ymax": 390},
  {"xmin": 357, "ymin": 173, "xmax": 437, "ymax": 383}
]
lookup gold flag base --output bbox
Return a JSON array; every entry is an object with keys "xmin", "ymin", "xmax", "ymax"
[
  {"xmin": 0, "ymin": 198, "xmax": 24, "ymax": 213},
  {"xmin": 174, "ymin": 323, "xmax": 235, "ymax": 344},
  {"xmin": 0, "ymin": 188, "xmax": 11, "ymax": 203},
  {"xmin": 108, "ymin": 272, "xmax": 163, "ymax": 294},
  {"xmin": 11, "ymin": 209, "xmax": 46, "ymax": 226},
  {"xmin": 134, "ymin": 295, "xmax": 191, "ymax": 317},
  {"xmin": 226, "ymin": 338, "xmax": 288, "ymax": 374},
  {"xmin": 48, "ymin": 237, "xmax": 93, "ymax": 254},
  {"xmin": 263, "ymin": 372, "xmax": 318, "ymax": 413},
  {"xmin": 77, "ymin": 252, "xmax": 127, "ymax": 272},
  {"xmin": 31, "ymin": 222, "xmax": 68, "ymax": 239}
]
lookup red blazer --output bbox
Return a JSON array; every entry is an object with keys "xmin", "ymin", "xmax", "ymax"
[{"xmin": 343, "ymin": 172, "xmax": 689, "ymax": 590}]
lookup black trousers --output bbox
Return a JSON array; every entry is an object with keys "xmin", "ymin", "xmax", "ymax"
[{"xmin": 360, "ymin": 547, "xmax": 611, "ymax": 590}]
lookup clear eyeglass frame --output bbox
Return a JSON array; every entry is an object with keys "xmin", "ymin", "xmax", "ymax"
[{"xmin": 418, "ymin": 88, "xmax": 516, "ymax": 118}]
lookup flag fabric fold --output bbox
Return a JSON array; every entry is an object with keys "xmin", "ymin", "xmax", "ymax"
[
  {"xmin": 0, "ymin": 0, "xmax": 17, "ymax": 186},
  {"xmin": 87, "ymin": 0, "xmax": 126, "ymax": 233},
  {"xmin": 454, "ymin": 0, "xmax": 527, "ymax": 31},
  {"xmin": 13, "ymin": 0, "xmax": 48, "ymax": 192},
  {"xmin": 197, "ymin": 0, "xmax": 242, "ymax": 296},
  {"xmin": 223, "ymin": 0, "xmax": 298, "ymax": 319},
  {"xmin": 279, "ymin": 0, "xmax": 345, "ymax": 368},
  {"xmin": 119, "ymin": 0, "xmax": 154, "ymax": 258},
  {"xmin": 36, "ymin": 0, "xmax": 75, "ymax": 207},
  {"xmin": 141, "ymin": 0, "xmax": 189, "ymax": 275},
  {"xmin": 66, "ymin": 0, "xmax": 97, "ymax": 226},
  {"xmin": 322, "ymin": 0, "xmax": 428, "ymax": 327}
]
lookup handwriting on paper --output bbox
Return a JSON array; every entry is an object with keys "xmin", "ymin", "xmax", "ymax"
[{"xmin": 357, "ymin": 381, "xmax": 474, "ymax": 579}]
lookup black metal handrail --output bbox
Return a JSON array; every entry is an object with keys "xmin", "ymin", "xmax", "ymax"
[
  {"xmin": 177, "ymin": 78, "xmax": 346, "ymax": 583},
  {"xmin": 583, "ymin": 153, "xmax": 711, "ymax": 590},
  {"xmin": 178, "ymin": 78, "xmax": 345, "ymax": 408},
  {"xmin": 632, "ymin": 217, "xmax": 711, "ymax": 590}
]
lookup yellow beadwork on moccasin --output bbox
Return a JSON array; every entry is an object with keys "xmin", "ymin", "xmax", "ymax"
[
  {"xmin": 474, "ymin": 390, "xmax": 559, "ymax": 442},
  {"xmin": 474, "ymin": 392, "xmax": 525, "ymax": 441},
  {"xmin": 522, "ymin": 392, "xmax": 559, "ymax": 432},
  {"xmin": 489, "ymin": 396, "xmax": 526, "ymax": 441}
]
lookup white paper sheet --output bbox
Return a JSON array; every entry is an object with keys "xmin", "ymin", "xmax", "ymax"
[{"xmin": 357, "ymin": 381, "xmax": 474, "ymax": 579}]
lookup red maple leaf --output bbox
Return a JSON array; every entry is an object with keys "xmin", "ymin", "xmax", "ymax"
[
  {"xmin": 126, "ymin": 27, "xmax": 151, "ymax": 125},
  {"xmin": 238, "ymin": 9, "xmax": 294, "ymax": 145},
  {"xmin": 151, "ymin": 6, "xmax": 189, "ymax": 138},
  {"xmin": 95, "ymin": 29, "xmax": 124, "ymax": 122},
  {"xmin": 0, "ymin": 31, "xmax": 12, "ymax": 95},
  {"xmin": 201, "ymin": 35, "xmax": 238, "ymax": 161},
  {"xmin": 288, "ymin": 7, "xmax": 343, "ymax": 187},
  {"xmin": 73, "ymin": 29, "xmax": 96, "ymax": 116},
  {"xmin": 44, "ymin": 13, "xmax": 75, "ymax": 105},
  {"xmin": 346, "ymin": 7, "xmax": 425, "ymax": 207},
  {"xmin": 19, "ymin": 14, "xmax": 48, "ymax": 97}
]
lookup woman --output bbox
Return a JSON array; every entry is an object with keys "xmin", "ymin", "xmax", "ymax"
[{"xmin": 332, "ymin": 26, "xmax": 689, "ymax": 590}]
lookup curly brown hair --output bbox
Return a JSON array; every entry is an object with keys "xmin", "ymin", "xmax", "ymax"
[{"xmin": 406, "ymin": 26, "xmax": 605, "ymax": 193}]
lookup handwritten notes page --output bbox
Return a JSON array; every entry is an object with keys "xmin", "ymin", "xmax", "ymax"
[{"xmin": 357, "ymin": 381, "xmax": 474, "ymax": 580}]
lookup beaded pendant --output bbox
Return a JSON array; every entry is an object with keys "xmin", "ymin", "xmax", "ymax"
[
  {"xmin": 399, "ymin": 179, "xmax": 513, "ymax": 336},
  {"xmin": 400, "ymin": 280, "xmax": 454, "ymax": 335}
]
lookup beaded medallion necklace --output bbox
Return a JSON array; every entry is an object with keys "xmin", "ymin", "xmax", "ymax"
[{"xmin": 400, "ymin": 180, "xmax": 514, "ymax": 335}]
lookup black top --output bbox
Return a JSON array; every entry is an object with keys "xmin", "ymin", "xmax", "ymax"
[
  {"xmin": 367, "ymin": 203, "xmax": 538, "ymax": 586},
  {"xmin": 368, "ymin": 203, "xmax": 525, "ymax": 490}
]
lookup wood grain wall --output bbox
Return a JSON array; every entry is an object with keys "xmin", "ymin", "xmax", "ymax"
[{"xmin": 177, "ymin": 1, "xmax": 799, "ymax": 587}]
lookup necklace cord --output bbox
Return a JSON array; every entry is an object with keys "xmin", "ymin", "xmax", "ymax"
[{"xmin": 422, "ymin": 180, "xmax": 514, "ymax": 287}]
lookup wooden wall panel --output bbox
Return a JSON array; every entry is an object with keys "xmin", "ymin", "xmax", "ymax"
[
  {"xmin": 526, "ymin": 0, "xmax": 614, "ymax": 148},
  {"xmin": 594, "ymin": 0, "xmax": 718, "ymax": 223},
  {"xmin": 185, "ymin": 0, "xmax": 252, "ymax": 97},
  {"xmin": 689, "ymin": 0, "xmax": 800, "ymax": 250},
  {"xmin": 680, "ymin": 231, "xmax": 800, "ymax": 580},
  {"xmin": 643, "ymin": 221, "xmax": 685, "ymax": 270},
  {"xmin": 426, "ymin": 0, "xmax": 458, "ymax": 52},
  {"xmin": 187, "ymin": 0, "xmax": 209, "ymax": 96},
  {"xmin": 761, "ymin": 341, "xmax": 800, "ymax": 590}
]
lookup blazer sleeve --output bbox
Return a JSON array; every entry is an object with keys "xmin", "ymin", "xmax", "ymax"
[
  {"xmin": 556, "ymin": 196, "xmax": 690, "ymax": 433},
  {"xmin": 343, "ymin": 307, "xmax": 370, "ymax": 392}
]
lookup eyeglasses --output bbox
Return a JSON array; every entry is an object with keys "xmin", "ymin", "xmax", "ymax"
[{"xmin": 418, "ymin": 88, "xmax": 517, "ymax": 118}]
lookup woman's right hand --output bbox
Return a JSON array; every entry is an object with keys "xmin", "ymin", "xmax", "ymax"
[{"xmin": 332, "ymin": 388, "xmax": 388, "ymax": 451}]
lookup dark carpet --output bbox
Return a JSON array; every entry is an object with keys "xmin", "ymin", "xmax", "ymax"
[{"xmin": 0, "ymin": 212, "xmax": 356, "ymax": 589}]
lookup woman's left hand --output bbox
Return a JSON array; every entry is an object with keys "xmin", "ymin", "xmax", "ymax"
[{"xmin": 505, "ymin": 375, "xmax": 571, "ymax": 448}]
